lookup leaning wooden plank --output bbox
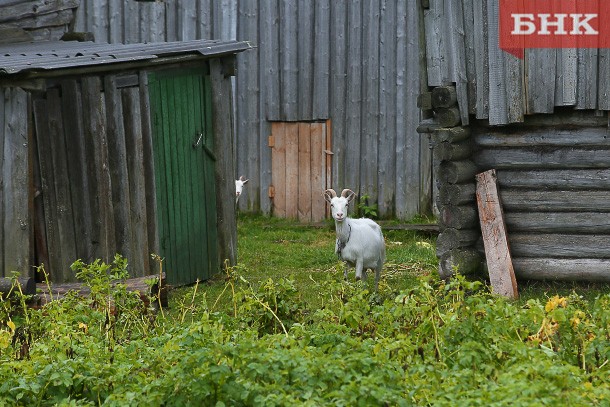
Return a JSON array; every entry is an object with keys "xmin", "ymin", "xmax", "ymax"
[
  {"xmin": 513, "ymin": 258, "xmax": 610, "ymax": 282},
  {"xmin": 475, "ymin": 169, "xmax": 518, "ymax": 299},
  {"xmin": 3, "ymin": 88, "xmax": 30, "ymax": 277}
]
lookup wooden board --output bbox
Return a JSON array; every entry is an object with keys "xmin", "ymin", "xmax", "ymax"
[{"xmin": 475, "ymin": 169, "xmax": 518, "ymax": 299}]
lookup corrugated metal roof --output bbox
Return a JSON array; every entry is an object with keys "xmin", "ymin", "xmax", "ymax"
[{"xmin": 0, "ymin": 39, "xmax": 254, "ymax": 75}]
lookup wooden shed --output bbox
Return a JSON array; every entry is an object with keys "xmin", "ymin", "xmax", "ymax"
[
  {"xmin": 0, "ymin": 38, "xmax": 252, "ymax": 285},
  {"xmin": 420, "ymin": 0, "xmax": 610, "ymax": 283}
]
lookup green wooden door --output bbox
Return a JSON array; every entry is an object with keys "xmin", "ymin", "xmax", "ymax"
[{"xmin": 148, "ymin": 69, "xmax": 218, "ymax": 286}]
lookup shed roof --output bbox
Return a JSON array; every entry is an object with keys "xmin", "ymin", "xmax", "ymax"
[{"xmin": 0, "ymin": 39, "xmax": 254, "ymax": 76}]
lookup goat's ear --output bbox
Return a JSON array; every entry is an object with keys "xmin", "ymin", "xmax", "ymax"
[
  {"xmin": 243, "ymin": 179, "xmax": 249, "ymax": 184},
  {"xmin": 341, "ymin": 189, "xmax": 356, "ymax": 203},
  {"xmin": 324, "ymin": 189, "xmax": 336, "ymax": 202}
]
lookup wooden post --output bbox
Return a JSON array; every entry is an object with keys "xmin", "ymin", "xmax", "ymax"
[
  {"xmin": 475, "ymin": 169, "xmax": 518, "ymax": 299},
  {"xmin": 210, "ymin": 57, "xmax": 237, "ymax": 269}
]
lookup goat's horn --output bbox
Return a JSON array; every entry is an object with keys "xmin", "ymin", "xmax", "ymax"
[
  {"xmin": 325, "ymin": 189, "xmax": 337, "ymax": 198},
  {"xmin": 341, "ymin": 189, "xmax": 355, "ymax": 198}
]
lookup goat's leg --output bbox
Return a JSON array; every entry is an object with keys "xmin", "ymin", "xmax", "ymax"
[
  {"xmin": 343, "ymin": 262, "xmax": 349, "ymax": 280},
  {"xmin": 355, "ymin": 260, "xmax": 364, "ymax": 281},
  {"xmin": 374, "ymin": 260, "xmax": 382, "ymax": 291}
]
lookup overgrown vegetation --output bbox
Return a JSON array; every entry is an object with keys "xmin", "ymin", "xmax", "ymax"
[{"xmin": 0, "ymin": 216, "xmax": 608, "ymax": 405}]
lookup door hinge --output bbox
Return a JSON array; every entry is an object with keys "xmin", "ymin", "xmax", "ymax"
[{"xmin": 268, "ymin": 186, "xmax": 275, "ymax": 198}]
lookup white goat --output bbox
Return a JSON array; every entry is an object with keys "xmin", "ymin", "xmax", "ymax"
[
  {"xmin": 324, "ymin": 188, "xmax": 386, "ymax": 290},
  {"xmin": 235, "ymin": 176, "xmax": 249, "ymax": 204}
]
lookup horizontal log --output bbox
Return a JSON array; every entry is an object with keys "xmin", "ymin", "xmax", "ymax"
[
  {"xmin": 431, "ymin": 86, "xmax": 457, "ymax": 109},
  {"xmin": 475, "ymin": 147, "xmax": 610, "ymax": 169},
  {"xmin": 513, "ymin": 258, "xmax": 610, "ymax": 282},
  {"xmin": 437, "ymin": 160, "xmax": 478, "ymax": 184},
  {"xmin": 416, "ymin": 118, "xmax": 440, "ymax": 134},
  {"xmin": 438, "ymin": 182, "xmax": 476, "ymax": 206},
  {"xmin": 439, "ymin": 249, "xmax": 483, "ymax": 279},
  {"xmin": 439, "ymin": 205, "xmax": 478, "ymax": 229},
  {"xmin": 505, "ymin": 212, "xmax": 610, "ymax": 233},
  {"xmin": 497, "ymin": 169, "xmax": 610, "ymax": 190},
  {"xmin": 436, "ymin": 228, "xmax": 480, "ymax": 255},
  {"xmin": 0, "ymin": 277, "xmax": 37, "ymax": 296},
  {"xmin": 433, "ymin": 127, "xmax": 470, "ymax": 143},
  {"xmin": 434, "ymin": 107, "xmax": 461, "ymax": 127},
  {"xmin": 474, "ymin": 127, "xmax": 610, "ymax": 147},
  {"xmin": 509, "ymin": 233, "xmax": 610, "ymax": 258},
  {"xmin": 501, "ymin": 190, "xmax": 610, "ymax": 212},
  {"xmin": 434, "ymin": 140, "xmax": 473, "ymax": 161}
]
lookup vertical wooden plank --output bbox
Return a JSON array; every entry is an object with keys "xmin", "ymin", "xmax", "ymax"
[
  {"xmin": 395, "ymin": 0, "xmax": 408, "ymax": 218},
  {"xmin": 236, "ymin": 0, "xmax": 259, "ymax": 210},
  {"xmin": 61, "ymin": 80, "xmax": 94, "ymax": 264},
  {"xmin": 361, "ymin": 0, "xmax": 380, "ymax": 202},
  {"xmin": 210, "ymin": 59, "xmax": 237, "ymax": 267},
  {"xmin": 121, "ymin": 87, "xmax": 149, "ymax": 278},
  {"xmin": 555, "ymin": 48, "xmax": 577, "ymax": 106},
  {"xmin": 280, "ymin": 0, "xmax": 298, "ymax": 121},
  {"xmin": 177, "ymin": 0, "xmax": 198, "ymax": 40},
  {"xmin": 165, "ymin": 0, "xmax": 178, "ymax": 41},
  {"xmin": 525, "ymin": 49, "xmax": 557, "ymax": 114},
  {"xmin": 124, "ymin": 0, "xmax": 140, "ymax": 43},
  {"xmin": 424, "ymin": 0, "xmax": 445, "ymax": 87},
  {"xmin": 298, "ymin": 122, "xmax": 312, "ymax": 221},
  {"xmin": 46, "ymin": 88, "xmax": 77, "ymax": 282},
  {"xmin": 298, "ymin": 0, "xmax": 314, "ymax": 119},
  {"xmin": 3, "ymin": 88, "xmax": 30, "ymax": 277},
  {"xmin": 486, "ymin": 0, "xmax": 509, "ymax": 125},
  {"xmin": 476, "ymin": 169, "xmax": 518, "ymax": 299},
  {"xmin": 140, "ymin": 2, "xmax": 165, "ymax": 42},
  {"xmin": 285, "ymin": 123, "xmax": 299, "ymax": 219},
  {"xmin": 104, "ymin": 75, "xmax": 132, "ymax": 267},
  {"xmin": 576, "ymin": 48, "xmax": 599, "ymax": 110},
  {"xmin": 271, "ymin": 122, "xmax": 287, "ymax": 218},
  {"xmin": 598, "ymin": 50, "xmax": 610, "ymax": 111},
  {"xmin": 213, "ymin": 0, "xmax": 237, "ymax": 40},
  {"xmin": 0, "ymin": 89, "xmax": 5, "ymax": 276},
  {"xmin": 139, "ymin": 72, "xmax": 160, "ymax": 266},
  {"xmin": 203, "ymin": 73, "xmax": 220, "ymax": 277},
  {"xmin": 329, "ymin": 0, "xmax": 347, "ymax": 188},
  {"xmin": 82, "ymin": 76, "xmax": 115, "ymax": 262},
  {"xmin": 200, "ymin": 0, "xmax": 213, "ymax": 39},
  {"xmin": 472, "ymin": 0, "xmax": 489, "ymax": 119},
  {"xmin": 313, "ymin": 0, "xmax": 330, "ymax": 120},
  {"xmin": 34, "ymin": 98, "xmax": 60, "ymax": 278},
  {"xmin": 461, "ymin": 0, "xmax": 477, "ymax": 115},
  {"xmin": 345, "ymin": 0, "xmax": 363, "ymax": 193},
  {"xmin": 108, "ymin": 0, "xmax": 122, "ymax": 43},
  {"xmin": 446, "ymin": 0, "xmax": 470, "ymax": 125},
  {"xmin": 89, "ymin": 0, "xmax": 109, "ymax": 43},
  {"xmin": 377, "ymin": 0, "xmax": 397, "ymax": 217},
  {"xmin": 310, "ymin": 122, "xmax": 325, "ymax": 222},
  {"xmin": 258, "ymin": 0, "xmax": 279, "ymax": 214}
]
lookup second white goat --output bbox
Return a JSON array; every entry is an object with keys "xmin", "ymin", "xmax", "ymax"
[
  {"xmin": 235, "ymin": 176, "xmax": 249, "ymax": 204},
  {"xmin": 324, "ymin": 188, "xmax": 386, "ymax": 290}
]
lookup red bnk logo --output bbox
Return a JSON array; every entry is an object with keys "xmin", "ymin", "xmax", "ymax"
[{"xmin": 500, "ymin": 0, "xmax": 610, "ymax": 59}]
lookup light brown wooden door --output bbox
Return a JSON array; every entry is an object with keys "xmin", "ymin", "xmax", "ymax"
[{"xmin": 269, "ymin": 121, "xmax": 332, "ymax": 222}]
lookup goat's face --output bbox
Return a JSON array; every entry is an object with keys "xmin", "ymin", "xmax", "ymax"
[
  {"xmin": 235, "ymin": 176, "xmax": 249, "ymax": 203},
  {"xmin": 324, "ymin": 189, "xmax": 356, "ymax": 222}
]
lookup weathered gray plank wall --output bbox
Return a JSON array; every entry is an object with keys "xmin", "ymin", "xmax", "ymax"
[
  {"xmin": 75, "ymin": 0, "xmax": 432, "ymax": 219},
  {"xmin": 424, "ymin": 0, "xmax": 610, "ymax": 126}
]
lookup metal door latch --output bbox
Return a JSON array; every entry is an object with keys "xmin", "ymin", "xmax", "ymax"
[{"xmin": 192, "ymin": 133, "xmax": 203, "ymax": 149}]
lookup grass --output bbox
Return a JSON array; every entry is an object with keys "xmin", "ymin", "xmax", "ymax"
[
  {"xmin": 169, "ymin": 214, "xmax": 610, "ymax": 314},
  {"xmin": 170, "ymin": 214, "xmax": 438, "ymax": 314}
]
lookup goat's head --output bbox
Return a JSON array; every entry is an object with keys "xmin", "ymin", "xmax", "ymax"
[
  {"xmin": 235, "ymin": 176, "xmax": 249, "ymax": 203},
  {"xmin": 324, "ymin": 188, "xmax": 356, "ymax": 222}
]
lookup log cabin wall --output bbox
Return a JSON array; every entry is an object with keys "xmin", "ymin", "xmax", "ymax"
[{"xmin": 473, "ymin": 112, "xmax": 610, "ymax": 282}]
